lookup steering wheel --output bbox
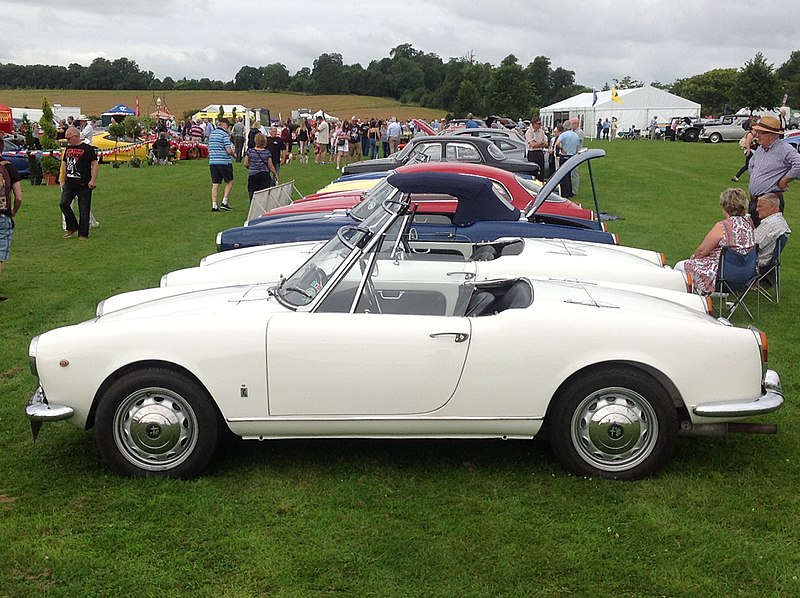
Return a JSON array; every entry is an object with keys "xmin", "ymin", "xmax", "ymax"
[{"xmin": 289, "ymin": 267, "xmax": 329, "ymax": 303}]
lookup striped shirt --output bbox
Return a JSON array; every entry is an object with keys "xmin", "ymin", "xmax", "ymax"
[{"xmin": 208, "ymin": 127, "xmax": 233, "ymax": 165}]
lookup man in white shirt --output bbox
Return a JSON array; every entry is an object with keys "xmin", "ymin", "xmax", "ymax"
[
  {"xmin": 79, "ymin": 116, "xmax": 94, "ymax": 141},
  {"xmin": 387, "ymin": 118, "xmax": 402, "ymax": 154},
  {"xmin": 754, "ymin": 193, "xmax": 791, "ymax": 268},
  {"xmin": 524, "ymin": 118, "xmax": 548, "ymax": 179}
]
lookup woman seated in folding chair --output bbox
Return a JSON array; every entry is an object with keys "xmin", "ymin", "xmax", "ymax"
[{"xmin": 675, "ymin": 188, "xmax": 755, "ymax": 295}]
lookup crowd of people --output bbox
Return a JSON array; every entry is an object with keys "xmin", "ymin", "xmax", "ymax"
[
  {"xmin": 675, "ymin": 115, "xmax": 798, "ymax": 294},
  {"xmin": 203, "ymin": 114, "xmax": 425, "ymax": 211},
  {"xmin": 1, "ymin": 110, "xmax": 798, "ymax": 304}
]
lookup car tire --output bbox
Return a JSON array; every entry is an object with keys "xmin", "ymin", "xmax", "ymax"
[
  {"xmin": 95, "ymin": 368, "xmax": 219, "ymax": 479},
  {"xmin": 548, "ymin": 367, "xmax": 678, "ymax": 480},
  {"xmin": 683, "ymin": 129, "xmax": 699, "ymax": 142},
  {"xmin": 709, "ymin": 133, "xmax": 723, "ymax": 144},
  {"xmin": 187, "ymin": 147, "xmax": 201, "ymax": 160}
]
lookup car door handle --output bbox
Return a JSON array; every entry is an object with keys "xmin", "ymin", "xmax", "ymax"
[
  {"xmin": 378, "ymin": 291, "xmax": 404, "ymax": 300},
  {"xmin": 429, "ymin": 332, "xmax": 469, "ymax": 343}
]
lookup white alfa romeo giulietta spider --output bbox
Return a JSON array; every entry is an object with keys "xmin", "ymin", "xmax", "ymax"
[{"xmin": 26, "ymin": 189, "xmax": 783, "ymax": 480}]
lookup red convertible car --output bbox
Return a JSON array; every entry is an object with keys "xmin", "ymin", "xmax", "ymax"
[
  {"xmin": 171, "ymin": 139, "xmax": 208, "ymax": 160},
  {"xmin": 263, "ymin": 163, "xmax": 597, "ymax": 223}
]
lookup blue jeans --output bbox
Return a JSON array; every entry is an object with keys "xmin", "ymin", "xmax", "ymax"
[
  {"xmin": 60, "ymin": 185, "xmax": 93, "ymax": 237},
  {"xmin": 367, "ymin": 139, "xmax": 378, "ymax": 159}
]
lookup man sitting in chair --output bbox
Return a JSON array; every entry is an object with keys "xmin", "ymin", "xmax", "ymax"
[
  {"xmin": 754, "ymin": 193, "xmax": 791, "ymax": 268},
  {"xmin": 154, "ymin": 132, "xmax": 172, "ymax": 164}
]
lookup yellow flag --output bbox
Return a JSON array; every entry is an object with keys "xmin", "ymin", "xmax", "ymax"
[{"xmin": 611, "ymin": 86, "xmax": 622, "ymax": 104}]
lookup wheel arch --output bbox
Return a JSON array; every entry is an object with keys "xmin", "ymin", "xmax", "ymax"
[
  {"xmin": 544, "ymin": 360, "xmax": 689, "ymax": 426},
  {"xmin": 86, "ymin": 360, "xmax": 224, "ymax": 431}
]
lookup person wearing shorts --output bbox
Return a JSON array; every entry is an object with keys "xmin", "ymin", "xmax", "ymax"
[{"xmin": 208, "ymin": 119, "xmax": 235, "ymax": 212}]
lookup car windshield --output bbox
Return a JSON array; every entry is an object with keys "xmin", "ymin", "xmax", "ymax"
[
  {"xmin": 277, "ymin": 194, "xmax": 407, "ymax": 308},
  {"xmin": 486, "ymin": 143, "xmax": 507, "ymax": 161},
  {"xmin": 349, "ymin": 178, "xmax": 398, "ymax": 220},
  {"xmin": 393, "ymin": 140, "xmax": 417, "ymax": 160}
]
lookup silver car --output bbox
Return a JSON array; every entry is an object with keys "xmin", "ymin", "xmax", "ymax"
[
  {"xmin": 699, "ymin": 115, "xmax": 749, "ymax": 143},
  {"xmin": 449, "ymin": 127, "xmax": 527, "ymax": 160}
]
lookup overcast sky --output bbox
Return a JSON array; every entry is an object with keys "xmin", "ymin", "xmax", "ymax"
[{"xmin": 1, "ymin": 0, "xmax": 794, "ymax": 90}]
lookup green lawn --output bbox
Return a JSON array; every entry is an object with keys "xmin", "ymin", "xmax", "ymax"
[{"xmin": 1, "ymin": 140, "xmax": 799, "ymax": 596}]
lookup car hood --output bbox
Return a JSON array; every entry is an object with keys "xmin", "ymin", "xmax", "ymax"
[
  {"xmin": 245, "ymin": 211, "xmax": 355, "ymax": 227},
  {"xmin": 259, "ymin": 195, "xmax": 364, "ymax": 218},
  {"xmin": 164, "ymin": 241, "xmax": 324, "ymax": 287},
  {"xmin": 342, "ymin": 157, "xmax": 398, "ymax": 174},
  {"xmin": 97, "ymin": 283, "xmax": 290, "ymax": 319},
  {"xmin": 525, "ymin": 149, "xmax": 605, "ymax": 216}
]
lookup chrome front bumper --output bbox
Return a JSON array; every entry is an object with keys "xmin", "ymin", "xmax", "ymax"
[
  {"xmin": 693, "ymin": 370, "xmax": 784, "ymax": 418},
  {"xmin": 26, "ymin": 386, "xmax": 74, "ymax": 440}
]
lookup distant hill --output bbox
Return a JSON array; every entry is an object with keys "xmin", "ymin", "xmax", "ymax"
[{"xmin": 1, "ymin": 89, "xmax": 448, "ymax": 122}]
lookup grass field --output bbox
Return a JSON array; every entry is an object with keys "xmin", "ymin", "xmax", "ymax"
[
  {"xmin": 1, "ymin": 89, "xmax": 449, "ymax": 124},
  {"xmin": 1, "ymin": 139, "xmax": 799, "ymax": 596}
]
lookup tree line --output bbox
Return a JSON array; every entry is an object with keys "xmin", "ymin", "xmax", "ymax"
[{"xmin": 1, "ymin": 46, "xmax": 798, "ymax": 117}]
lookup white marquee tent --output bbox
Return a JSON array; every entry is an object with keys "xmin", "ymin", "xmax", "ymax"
[{"xmin": 539, "ymin": 85, "xmax": 700, "ymax": 138}]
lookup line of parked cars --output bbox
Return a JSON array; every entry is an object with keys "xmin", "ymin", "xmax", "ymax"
[{"xmin": 25, "ymin": 144, "xmax": 784, "ymax": 481}]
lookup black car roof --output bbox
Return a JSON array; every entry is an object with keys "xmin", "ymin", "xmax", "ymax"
[{"xmin": 386, "ymin": 171, "xmax": 520, "ymax": 226}]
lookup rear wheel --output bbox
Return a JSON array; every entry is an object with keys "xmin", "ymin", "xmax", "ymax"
[
  {"xmin": 548, "ymin": 367, "xmax": 678, "ymax": 480},
  {"xmin": 683, "ymin": 129, "xmax": 699, "ymax": 142},
  {"xmin": 95, "ymin": 368, "xmax": 219, "ymax": 479}
]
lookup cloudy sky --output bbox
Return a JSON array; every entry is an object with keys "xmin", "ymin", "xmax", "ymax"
[{"xmin": 1, "ymin": 0, "xmax": 794, "ymax": 89}]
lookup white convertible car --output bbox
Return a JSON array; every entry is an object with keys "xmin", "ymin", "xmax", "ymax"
[{"xmin": 27, "ymin": 184, "xmax": 784, "ymax": 480}]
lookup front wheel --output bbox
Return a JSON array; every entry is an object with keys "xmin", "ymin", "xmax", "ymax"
[
  {"xmin": 709, "ymin": 132, "xmax": 723, "ymax": 144},
  {"xmin": 95, "ymin": 368, "xmax": 219, "ymax": 479},
  {"xmin": 548, "ymin": 368, "xmax": 677, "ymax": 480}
]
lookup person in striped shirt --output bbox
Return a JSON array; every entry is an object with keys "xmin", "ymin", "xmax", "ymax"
[{"xmin": 208, "ymin": 119, "xmax": 235, "ymax": 212}]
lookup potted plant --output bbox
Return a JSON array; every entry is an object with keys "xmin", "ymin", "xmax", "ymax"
[
  {"xmin": 128, "ymin": 156, "xmax": 142, "ymax": 168},
  {"xmin": 40, "ymin": 156, "xmax": 60, "ymax": 185}
]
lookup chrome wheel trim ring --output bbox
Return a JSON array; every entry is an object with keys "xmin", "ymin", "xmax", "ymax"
[
  {"xmin": 112, "ymin": 386, "xmax": 199, "ymax": 471},
  {"xmin": 570, "ymin": 386, "xmax": 659, "ymax": 473}
]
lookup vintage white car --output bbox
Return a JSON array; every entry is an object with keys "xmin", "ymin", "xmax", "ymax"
[
  {"xmin": 157, "ymin": 234, "xmax": 689, "ymax": 292},
  {"xmin": 27, "ymin": 187, "xmax": 784, "ymax": 480}
]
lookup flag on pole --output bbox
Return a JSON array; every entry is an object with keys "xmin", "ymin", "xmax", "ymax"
[
  {"xmin": 592, "ymin": 89, "xmax": 598, "ymax": 106},
  {"xmin": 611, "ymin": 86, "xmax": 622, "ymax": 104},
  {"xmin": 135, "ymin": 96, "xmax": 140, "ymax": 116}
]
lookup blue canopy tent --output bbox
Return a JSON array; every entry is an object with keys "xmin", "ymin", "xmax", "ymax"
[{"xmin": 101, "ymin": 103, "xmax": 136, "ymax": 127}]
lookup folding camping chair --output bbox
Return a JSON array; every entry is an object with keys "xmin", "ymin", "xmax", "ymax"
[
  {"xmin": 714, "ymin": 245, "xmax": 758, "ymax": 319},
  {"xmin": 757, "ymin": 234, "xmax": 789, "ymax": 305}
]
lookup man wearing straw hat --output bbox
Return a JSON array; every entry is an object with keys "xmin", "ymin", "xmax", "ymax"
[{"xmin": 747, "ymin": 115, "xmax": 800, "ymax": 225}]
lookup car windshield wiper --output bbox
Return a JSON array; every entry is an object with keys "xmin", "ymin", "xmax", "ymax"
[{"xmin": 282, "ymin": 286, "xmax": 313, "ymax": 300}]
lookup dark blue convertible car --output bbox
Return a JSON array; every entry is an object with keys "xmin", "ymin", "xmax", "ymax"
[
  {"xmin": 2, "ymin": 139, "xmax": 41, "ymax": 177},
  {"xmin": 217, "ymin": 150, "xmax": 617, "ymax": 251}
]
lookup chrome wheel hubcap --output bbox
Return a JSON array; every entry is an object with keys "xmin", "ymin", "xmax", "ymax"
[
  {"xmin": 113, "ymin": 387, "xmax": 198, "ymax": 471},
  {"xmin": 571, "ymin": 387, "xmax": 658, "ymax": 472}
]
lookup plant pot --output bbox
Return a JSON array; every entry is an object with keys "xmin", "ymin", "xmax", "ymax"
[{"xmin": 43, "ymin": 173, "xmax": 58, "ymax": 185}]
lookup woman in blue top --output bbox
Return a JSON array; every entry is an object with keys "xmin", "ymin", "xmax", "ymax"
[{"xmin": 243, "ymin": 133, "xmax": 278, "ymax": 202}]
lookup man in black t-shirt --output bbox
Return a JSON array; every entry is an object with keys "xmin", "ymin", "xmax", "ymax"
[
  {"xmin": 265, "ymin": 128, "xmax": 285, "ymax": 186},
  {"xmin": 59, "ymin": 126, "xmax": 98, "ymax": 239}
]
